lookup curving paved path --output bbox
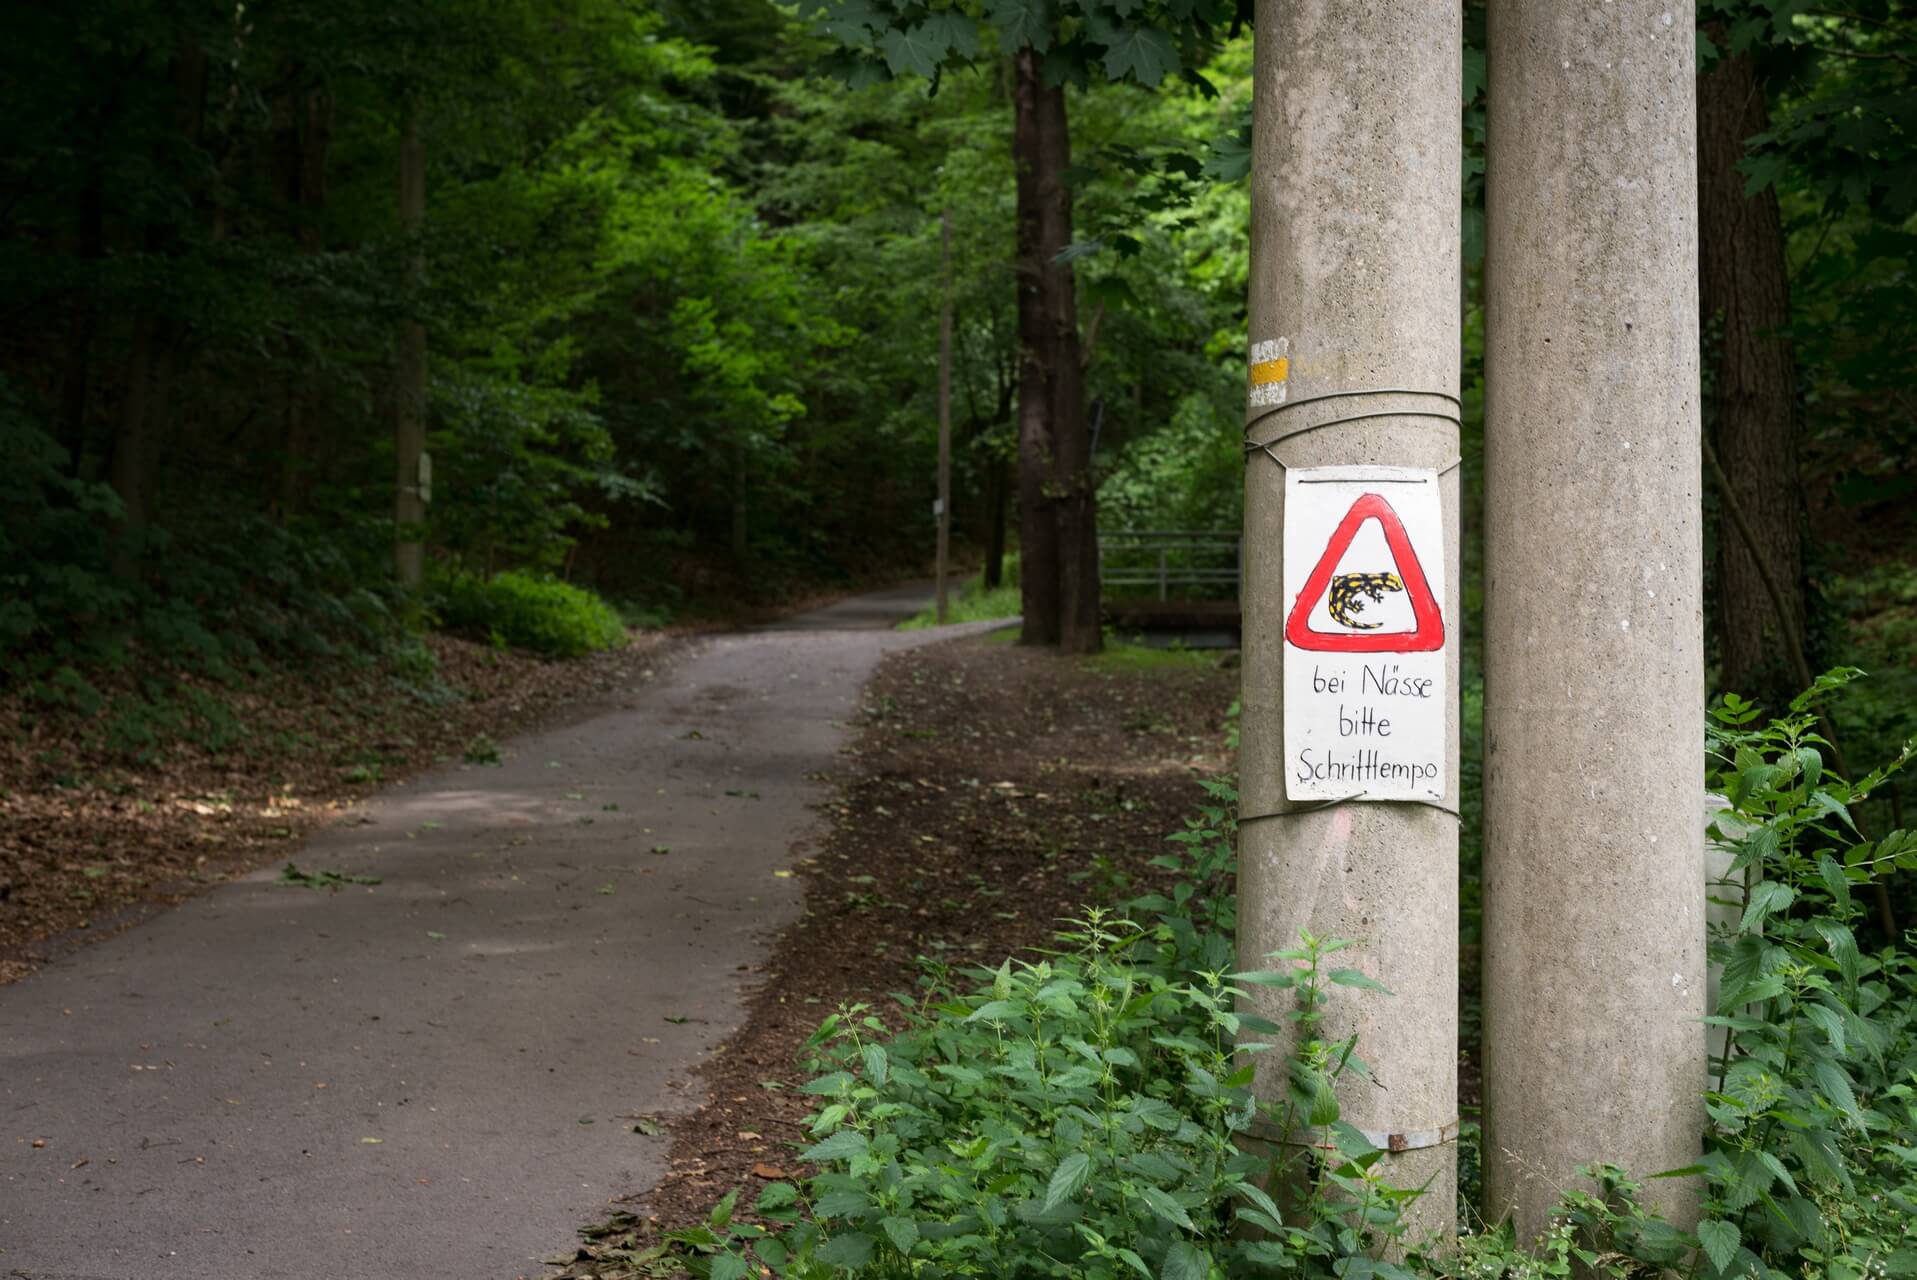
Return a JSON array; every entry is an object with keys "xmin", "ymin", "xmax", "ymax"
[{"xmin": 0, "ymin": 584, "xmax": 1002, "ymax": 1280}]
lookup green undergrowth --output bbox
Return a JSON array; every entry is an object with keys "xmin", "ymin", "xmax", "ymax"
[
  {"xmin": 898, "ymin": 559, "xmax": 1022, "ymax": 631},
  {"xmin": 430, "ymin": 569, "xmax": 629, "ymax": 658},
  {"xmin": 2, "ymin": 406, "xmax": 460, "ymax": 768},
  {"xmin": 612, "ymin": 672, "xmax": 1916, "ymax": 1280},
  {"xmin": 1082, "ymin": 639, "xmax": 1225, "ymax": 674}
]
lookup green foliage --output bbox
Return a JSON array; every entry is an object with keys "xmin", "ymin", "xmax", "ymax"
[
  {"xmin": 663, "ymin": 913, "xmax": 1429, "ymax": 1280},
  {"xmin": 796, "ymin": 0, "xmax": 1250, "ymax": 90},
  {"xmin": 1825, "ymin": 564, "xmax": 1917, "ymax": 824},
  {"xmin": 1697, "ymin": 674, "xmax": 1917, "ymax": 1280},
  {"xmin": 1097, "ymin": 394, "xmax": 1242, "ymax": 537},
  {"xmin": 1080, "ymin": 642, "xmax": 1221, "ymax": 674},
  {"xmin": 431, "ymin": 571, "xmax": 628, "ymax": 658},
  {"xmin": 279, "ymin": 863, "xmax": 383, "ymax": 890},
  {"xmin": 897, "ymin": 562, "xmax": 1023, "ymax": 630},
  {"xmin": 626, "ymin": 680, "xmax": 1917, "ymax": 1280},
  {"xmin": 0, "ymin": 385, "xmax": 131, "ymax": 666}
]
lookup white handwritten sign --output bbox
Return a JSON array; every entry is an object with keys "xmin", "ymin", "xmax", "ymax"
[{"xmin": 1283, "ymin": 465, "xmax": 1447, "ymax": 802}]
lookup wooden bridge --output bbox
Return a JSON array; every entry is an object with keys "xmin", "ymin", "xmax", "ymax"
[{"xmin": 1097, "ymin": 529, "xmax": 1242, "ymax": 644}]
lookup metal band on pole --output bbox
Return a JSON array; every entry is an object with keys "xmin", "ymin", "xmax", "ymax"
[{"xmin": 1249, "ymin": 1117, "xmax": 1462, "ymax": 1153}]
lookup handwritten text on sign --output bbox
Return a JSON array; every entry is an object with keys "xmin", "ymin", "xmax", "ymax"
[{"xmin": 1282, "ymin": 466, "xmax": 1447, "ymax": 802}]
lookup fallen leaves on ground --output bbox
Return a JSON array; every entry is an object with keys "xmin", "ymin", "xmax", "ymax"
[
  {"xmin": 553, "ymin": 634, "xmax": 1235, "ymax": 1276},
  {"xmin": 0, "ymin": 630, "xmax": 680, "ymax": 983}
]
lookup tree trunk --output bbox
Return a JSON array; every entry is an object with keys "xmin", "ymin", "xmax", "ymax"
[
  {"xmin": 393, "ymin": 101, "xmax": 427, "ymax": 590},
  {"xmin": 1012, "ymin": 51, "xmax": 1097, "ymax": 650},
  {"xmin": 1033, "ymin": 67, "xmax": 1100, "ymax": 655},
  {"xmin": 1012, "ymin": 50, "xmax": 1060, "ymax": 645},
  {"xmin": 108, "ymin": 317, "xmax": 155, "ymax": 574},
  {"xmin": 107, "ymin": 38, "xmax": 206, "ymax": 572},
  {"xmin": 281, "ymin": 80, "xmax": 333, "ymax": 519},
  {"xmin": 59, "ymin": 168, "xmax": 104, "ymax": 474},
  {"xmin": 1698, "ymin": 33, "xmax": 1803, "ymax": 706},
  {"xmin": 731, "ymin": 437, "xmax": 748, "ymax": 560}
]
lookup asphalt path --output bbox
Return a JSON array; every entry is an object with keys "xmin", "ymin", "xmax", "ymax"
[{"xmin": 0, "ymin": 582, "xmax": 1001, "ymax": 1279}]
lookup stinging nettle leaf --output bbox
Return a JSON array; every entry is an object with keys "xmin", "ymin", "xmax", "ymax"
[
  {"xmin": 814, "ymin": 1231, "xmax": 876, "ymax": 1268},
  {"xmin": 709, "ymin": 1255, "xmax": 752, "ymax": 1280},
  {"xmin": 880, "ymin": 1215, "xmax": 920, "ymax": 1255},
  {"xmin": 800, "ymin": 1129, "xmax": 870, "ymax": 1164},
  {"xmin": 1161, "ymin": 1239, "xmax": 1210, "ymax": 1280},
  {"xmin": 1043, "ymin": 1151, "xmax": 1092, "ymax": 1211},
  {"xmin": 1138, "ymin": 1183, "xmax": 1196, "ymax": 1231},
  {"xmin": 1698, "ymin": 1219, "xmax": 1740, "ymax": 1273}
]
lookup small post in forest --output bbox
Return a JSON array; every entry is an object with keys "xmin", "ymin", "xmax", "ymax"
[{"xmin": 937, "ymin": 208, "xmax": 954, "ymax": 625}]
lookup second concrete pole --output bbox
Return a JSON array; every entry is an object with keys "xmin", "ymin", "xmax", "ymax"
[{"xmin": 1481, "ymin": 0, "xmax": 1707, "ymax": 1238}]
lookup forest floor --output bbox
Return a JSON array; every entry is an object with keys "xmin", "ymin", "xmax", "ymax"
[
  {"xmin": 551, "ymin": 632, "xmax": 1239, "ymax": 1277},
  {"xmin": 3, "ymin": 582, "xmax": 1019, "ymax": 1279},
  {"xmin": 0, "ymin": 628, "xmax": 687, "ymax": 984},
  {"xmin": 0, "ymin": 571, "xmax": 949, "ymax": 985}
]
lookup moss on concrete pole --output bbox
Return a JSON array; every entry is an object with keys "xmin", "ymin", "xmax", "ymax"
[
  {"xmin": 1482, "ymin": 0, "xmax": 1706, "ymax": 1237},
  {"xmin": 1241, "ymin": 0, "xmax": 1461, "ymax": 1239}
]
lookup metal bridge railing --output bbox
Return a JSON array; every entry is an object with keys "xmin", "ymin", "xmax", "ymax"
[{"xmin": 1097, "ymin": 530, "xmax": 1242, "ymax": 601}]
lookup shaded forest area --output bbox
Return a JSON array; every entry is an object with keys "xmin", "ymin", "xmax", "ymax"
[{"xmin": 0, "ymin": 0, "xmax": 1912, "ymax": 800}]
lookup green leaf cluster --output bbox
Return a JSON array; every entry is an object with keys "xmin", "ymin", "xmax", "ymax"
[
  {"xmin": 1689, "ymin": 678, "xmax": 1917, "ymax": 1280},
  {"xmin": 431, "ymin": 569, "xmax": 628, "ymax": 658}
]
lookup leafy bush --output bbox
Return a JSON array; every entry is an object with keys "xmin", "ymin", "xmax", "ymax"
[
  {"xmin": 0, "ymin": 384, "xmax": 130, "ymax": 669},
  {"xmin": 432, "ymin": 570, "xmax": 627, "ymax": 657},
  {"xmin": 662, "ymin": 917, "xmax": 1425, "ymax": 1280},
  {"xmin": 1693, "ymin": 671, "xmax": 1917, "ymax": 1280},
  {"xmin": 632, "ymin": 674, "xmax": 1917, "ymax": 1280}
]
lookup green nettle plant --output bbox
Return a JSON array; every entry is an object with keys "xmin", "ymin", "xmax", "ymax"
[
  {"xmin": 1690, "ymin": 671, "xmax": 1917, "ymax": 1280},
  {"xmin": 631, "ymin": 672, "xmax": 1915, "ymax": 1280},
  {"xmin": 657, "ymin": 913, "xmax": 1424, "ymax": 1280}
]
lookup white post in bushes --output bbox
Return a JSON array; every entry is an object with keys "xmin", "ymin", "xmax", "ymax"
[
  {"xmin": 1481, "ymin": 0, "xmax": 1707, "ymax": 1238},
  {"xmin": 1240, "ymin": 0, "xmax": 1461, "ymax": 1240}
]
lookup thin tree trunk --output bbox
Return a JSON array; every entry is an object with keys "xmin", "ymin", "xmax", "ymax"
[
  {"xmin": 731, "ymin": 438, "xmax": 748, "ymax": 560},
  {"xmin": 393, "ymin": 100, "xmax": 427, "ymax": 590},
  {"xmin": 1699, "ymin": 32, "xmax": 1803, "ymax": 705},
  {"xmin": 107, "ymin": 38, "xmax": 205, "ymax": 573},
  {"xmin": 59, "ymin": 169, "xmax": 104, "ymax": 474},
  {"xmin": 281, "ymin": 81, "xmax": 333, "ymax": 519},
  {"xmin": 1012, "ymin": 50, "xmax": 1060, "ymax": 645},
  {"xmin": 108, "ymin": 318, "xmax": 155, "ymax": 576}
]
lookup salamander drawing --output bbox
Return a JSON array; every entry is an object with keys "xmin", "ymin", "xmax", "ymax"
[{"xmin": 1327, "ymin": 572, "xmax": 1404, "ymax": 630}]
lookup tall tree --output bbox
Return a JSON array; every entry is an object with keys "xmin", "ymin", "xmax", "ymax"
[
  {"xmin": 393, "ymin": 97, "xmax": 428, "ymax": 591},
  {"xmin": 797, "ymin": 0, "xmax": 1248, "ymax": 652},
  {"xmin": 1699, "ymin": 25, "xmax": 1803, "ymax": 704},
  {"xmin": 1011, "ymin": 47, "xmax": 1064, "ymax": 644}
]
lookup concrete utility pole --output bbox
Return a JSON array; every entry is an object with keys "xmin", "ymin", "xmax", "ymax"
[
  {"xmin": 937, "ymin": 208, "xmax": 954, "ymax": 624},
  {"xmin": 1482, "ymin": 0, "xmax": 1706, "ymax": 1238},
  {"xmin": 1241, "ymin": 0, "xmax": 1460, "ymax": 1239}
]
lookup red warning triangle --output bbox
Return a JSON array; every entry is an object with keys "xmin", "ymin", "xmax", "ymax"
[{"xmin": 1285, "ymin": 491, "xmax": 1444, "ymax": 653}]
